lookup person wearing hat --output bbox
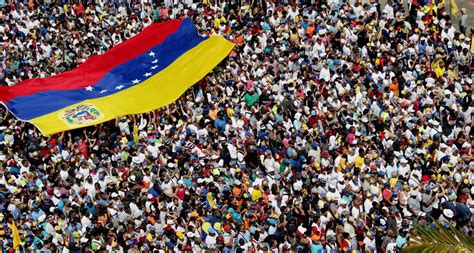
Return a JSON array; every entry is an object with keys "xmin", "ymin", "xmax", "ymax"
[
  {"xmin": 0, "ymin": 0, "xmax": 473, "ymax": 251},
  {"xmin": 407, "ymin": 190, "xmax": 422, "ymax": 216},
  {"xmin": 440, "ymin": 208, "xmax": 455, "ymax": 225},
  {"xmin": 310, "ymin": 233, "xmax": 323, "ymax": 252},
  {"xmin": 398, "ymin": 158, "xmax": 410, "ymax": 179},
  {"xmin": 455, "ymin": 195, "xmax": 472, "ymax": 226},
  {"xmin": 117, "ymin": 117, "xmax": 131, "ymax": 135}
]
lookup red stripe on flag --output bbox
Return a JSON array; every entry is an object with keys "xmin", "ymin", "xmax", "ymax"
[{"xmin": 0, "ymin": 19, "xmax": 183, "ymax": 103}]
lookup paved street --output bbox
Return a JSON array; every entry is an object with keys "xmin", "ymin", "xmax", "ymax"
[{"xmin": 379, "ymin": 0, "xmax": 473, "ymax": 32}]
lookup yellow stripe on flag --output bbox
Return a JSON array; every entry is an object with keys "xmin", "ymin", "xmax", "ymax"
[
  {"xmin": 207, "ymin": 192, "xmax": 216, "ymax": 209},
  {"xmin": 471, "ymin": 36, "xmax": 474, "ymax": 53},
  {"xmin": 450, "ymin": 0, "xmax": 459, "ymax": 17},
  {"xmin": 30, "ymin": 36, "xmax": 233, "ymax": 136},
  {"xmin": 133, "ymin": 123, "xmax": 139, "ymax": 144},
  {"xmin": 12, "ymin": 221, "xmax": 20, "ymax": 250}
]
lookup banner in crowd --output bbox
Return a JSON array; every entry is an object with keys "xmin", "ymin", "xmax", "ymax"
[
  {"xmin": 12, "ymin": 220, "xmax": 20, "ymax": 250},
  {"xmin": 450, "ymin": 0, "xmax": 459, "ymax": 16},
  {"xmin": 0, "ymin": 18, "xmax": 233, "ymax": 135}
]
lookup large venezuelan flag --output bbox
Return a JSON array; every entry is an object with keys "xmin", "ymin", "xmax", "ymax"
[{"xmin": 0, "ymin": 18, "xmax": 233, "ymax": 136}]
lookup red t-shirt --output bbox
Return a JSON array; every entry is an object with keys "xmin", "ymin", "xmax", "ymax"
[
  {"xmin": 73, "ymin": 4, "xmax": 85, "ymax": 16},
  {"xmin": 78, "ymin": 142, "xmax": 88, "ymax": 158},
  {"xmin": 382, "ymin": 188, "xmax": 393, "ymax": 202},
  {"xmin": 177, "ymin": 188, "xmax": 186, "ymax": 201},
  {"xmin": 340, "ymin": 239, "xmax": 351, "ymax": 250}
]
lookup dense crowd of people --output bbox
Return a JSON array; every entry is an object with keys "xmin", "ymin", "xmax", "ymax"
[{"xmin": 0, "ymin": 0, "xmax": 473, "ymax": 252}]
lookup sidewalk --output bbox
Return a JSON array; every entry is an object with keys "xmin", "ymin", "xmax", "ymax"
[
  {"xmin": 453, "ymin": 0, "xmax": 473, "ymax": 30},
  {"xmin": 378, "ymin": 0, "xmax": 472, "ymax": 32}
]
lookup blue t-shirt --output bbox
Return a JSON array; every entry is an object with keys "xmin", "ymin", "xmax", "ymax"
[{"xmin": 311, "ymin": 242, "xmax": 324, "ymax": 253}]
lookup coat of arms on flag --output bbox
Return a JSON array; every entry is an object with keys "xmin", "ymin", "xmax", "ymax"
[{"xmin": 60, "ymin": 104, "xmax": 103, "ymax": 126}]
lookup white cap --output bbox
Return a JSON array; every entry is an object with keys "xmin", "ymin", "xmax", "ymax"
[
  {"xmin": 297, "ymin": 225, "xmax": 307, "ymax": 234},
  {"xmin": 443, "ymin": 209, "xmax": 454, "ymax": 218},
  {"xmin": 132, "ymin": 156, "xmax": 141, "ymax": 164}
]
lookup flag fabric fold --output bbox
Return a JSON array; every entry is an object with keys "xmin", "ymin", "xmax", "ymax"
[
  {"xmin": 450, "ymin": 0, "xmax": 459, "ymax": 16},
  {"xmin": 12, "ymin": 221, "xmax": 20, "ymax": 250},
  {"xmin": 470, "ymin": 35, "xmax": 474, "ymax": 53},
  {"xmin": 0, "ymin": 18, "xmax": 234, "ymax": 136}
]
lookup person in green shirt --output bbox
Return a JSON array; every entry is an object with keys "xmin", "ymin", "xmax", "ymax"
[
  {"xmin": 121, "ymin": 147, "xmax": 130, "ymax": 162},
  {"xmin": 244, "ymin": 89, "xmax": 259, "ymax": 107}
]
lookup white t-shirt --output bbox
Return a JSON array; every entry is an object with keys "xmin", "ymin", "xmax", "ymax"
[{"xmin": 147, "ymin": 144, "xmax": 159, "ymax": 159}]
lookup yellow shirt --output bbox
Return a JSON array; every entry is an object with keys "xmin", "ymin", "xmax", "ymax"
[
  {"xmin": 355, "ymin": 156, "xmax": 365, "ymax": 168},
  {"xmin": 432, "ymin": 59, "xmax": 446, "ymax": 77},
  {"xmin": 435, "ymin": 66, "xmax": 445, "ymax": 78},
  {"xmin": 226, "ymin": 108, "xmax": 234, "ymax": 117},
  {"xmin": 290, "ymin": 33, "xmax": 300, "ymax": 45},
  {"xmin": 337, "ymin": 158, "xmax": 347, "ymax": 172},
  {"xmin": 252, "ymin": 188, "xmax": 262, "ymax": 201},
  {"xmin": 447, "ymin": 67, "xmax": 458, "ymax": 80},
  {"xmin": 389, "ymin": 177, "xmax": 398, "ymax": 188},
  {"xmin": 214, "ymin": 17, "xmax": 227, "ymax": 28},
  {"xmin": 381, "ymin": 111, "xmax": 390, "ymax": 121},
  {"xmin": 121, "ymin": 137, "xmax": 128, "ymax": 145}
]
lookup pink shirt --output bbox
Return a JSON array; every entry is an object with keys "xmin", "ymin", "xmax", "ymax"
[
  {"xmin": 283, "ymin": 138, "xmax": 290, "ymax": 148},
  {"xmin": 347, "ymin": 133, "xmax": 356, "ymax": 144}
]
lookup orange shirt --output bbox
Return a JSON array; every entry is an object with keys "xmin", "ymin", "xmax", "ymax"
[
  {"xmin": 232, "ymin": 186, "xmax": 242, "ymax": 197},
  {"xmin": 98, "ymin": 213, "xmax": 108, "ymax": 225},
  {"xmin": 236, "ymin": 198, "xmax": 243, "ymax": 206},
  {"xmin": 148, "ymin": 216, "xmax": 156, "ymax": 225},
  {"xmin": 235, "ymin": 35, "xmax": 244, "ymax": 46},
  {"xmin": 209, "ymin": 108, "xmax": 218, "ymax": 120},
  {"xmin": 307, "ymin": 25, "xmax": 315, "ymax": 37},
  {"xmin": 388, "ymin": 82, "xmax": 399, "ymax": 97},
  {"xmin": 262, "ymin": 193, "xmax": 269, "ymax": 203},
  {"xmin": 244, "ymin": 219, "xmax": 250, "ymax": 229}
]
